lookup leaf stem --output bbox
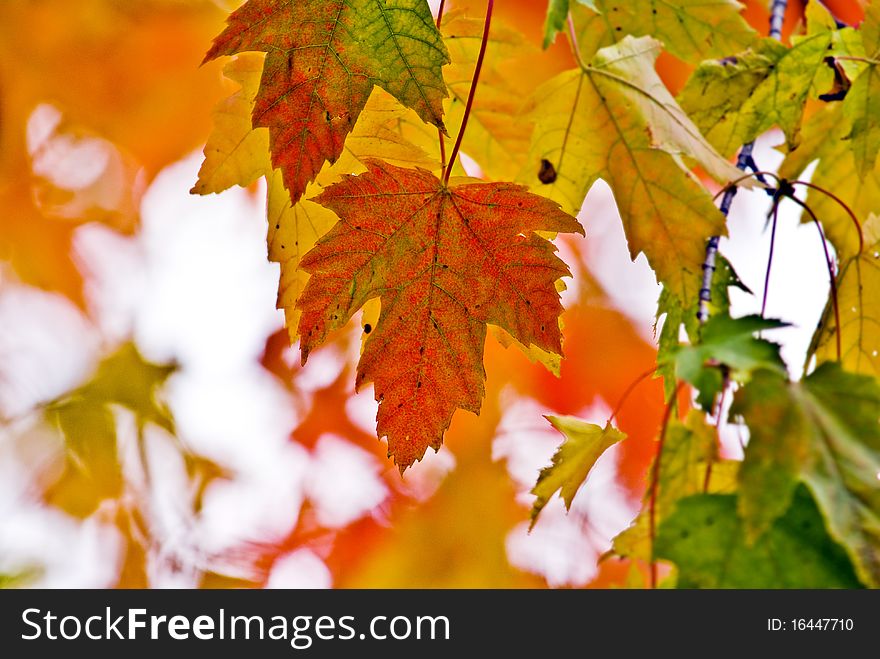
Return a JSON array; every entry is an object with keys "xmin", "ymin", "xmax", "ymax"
[
  {"xmin": 435, "ymin": 0, "xmax": 446, "ymax": 27},
  {"xmin": 789, "ymin": 195, "xmax": 843, "ymax": 361},
  {"xmin": 760, "ymin": 194, "xmax": 782, "ymax": 318},
  {"xmin": 607, "ymin": 366, "xmax": 658, "ymax": 425},
  {"xmin": 436, "ymin": 0, "xmax": 447, "ymax": 178},
  {"xmin": 442, "ymin": 0, "xmax": 493, "ymax": 185},
  {"xmin": 711, "ymin": 170, "xmax": 780, "ymax": 202},
  {"xmin": 702, "ymin": 373, "xmax": 729, "ymax": 493},
  {"xmin": 649, "ymin": 381, "xmax": 684, "ymax": 589},
  {"xmin": 791, "ymin": 180, "xmax": 864, "ymax": 255},
  {"xmin": 567, "ymin": 13, "xmax": 588, "ymax": 70},
  {"xmin": 834, "ymin": 55, "xmax": 880, "ymax": 66}
]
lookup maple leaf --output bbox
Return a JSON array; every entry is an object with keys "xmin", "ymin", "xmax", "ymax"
[
  {"xmin": 522, "ymin": 35, "xmax": 740, "ymax": 307},
  {"xmin": 809, "ymin": 215, "xmax": 880, "ymax": 378},
  {"xmin": 655, "ymin": 256, "xmax": 750, "ymax": 398},
  {"xmin": 670, "ymin": 314, "xmax": 787, "ymax": 411},
  {"xmin": 679, "ymin": 2, "xmax": 862, "ymax": 156},
  {"xmin": 44, "ymin": 344, "xmax": 176, "ymax": 517},
  {"xmin": 192, "ymin": 53, "xmax": 437, "ymax": 340},
  {"xmin": 530, "ymin": 417, "xmax": 625, "ymax": 529},
  {"xmin": 731, "ymin": 363, "xmax": 880, "ymax": 587},
  {"xmin": 571, "ymin": 0, "xmax": 757, "ymax": 65},
  {"xmin": 656, "ymin": 488, "xmax": 863, "ymax": 588},
  {"xmin": 297, "ymin": 160, "xmax": 583, "ymax": 468},
  {"xmin": 204, "ymin": 0, "xmax": 450, "ymax": 203},
  {"xmin": 191, "ymin": 53, "xmax": 271, "ymax": 195}
]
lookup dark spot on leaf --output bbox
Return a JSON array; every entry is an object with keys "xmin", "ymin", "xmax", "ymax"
[
  {"xmin": 275, "ymin": 224, "xmax": 280, "ymax": 230},
  {"xmin": 538, "ymin": 159, "xmax": 557, "ymax": 184},
  {"xmin": 615, "ymin": 26, "xmax": 622, "ymax": 32},
  {"xmin": 325, "ymin": 110, "xmax": 332, "ymax": 122},
  {"xmin": 417, "ymin": 381, "xmax": 422, "ymax": 388},
  {"xmin": 419, "ymin": 346, "xmax": 425, "ymax": 354},
  {"xmin": 363, "ymin": 323, "xmax": 372, "ymax": 334}
]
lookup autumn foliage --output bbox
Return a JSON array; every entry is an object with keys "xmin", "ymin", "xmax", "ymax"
[{"xmin": 1, "ymin": 0, "xmax": 879, "ymax": 590}]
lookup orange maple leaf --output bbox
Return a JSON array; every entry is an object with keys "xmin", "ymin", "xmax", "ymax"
[
  {"xmin": 297, "ymin": 160, "xmax": 583, "ymax": 469},
  {"xmin": 204, "ymin": 0, "xmax": 449, "ymax": 203}
]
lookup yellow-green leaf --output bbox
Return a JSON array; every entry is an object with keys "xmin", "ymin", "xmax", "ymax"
[
  {"xmin": 571, "ymin": 0, "xmax": 757, "ymax": 65},
  {"xmin": 521, "ymin": 36, "xmax": 738, "ymax": 307},
  {"xmin": 680, "ymin": 3, "xmax": 860, "ymax": 156},
  {"xmin": 191, "ymin": 53, "xmax": 270, "ymax": 195},
  {"xmin": 530, "ymin": 417, "xmax": 625, "ymax": 529},
  {"xmin": 44, "ymin": 344, "xmax": 176, "ymax": 517}
]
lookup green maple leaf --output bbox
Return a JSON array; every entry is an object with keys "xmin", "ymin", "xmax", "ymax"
[
  {"xmin": 204, "ymin": 0, "xmax": 449, "ymax": 203},
  {"xmin": 731, "ymin": 363, "xmax": 880, "ymax": 587},
  {"xmin": 571, "ymin": 0, "xmax": 757, "ymax": 65},
  {"xmin": 671, "ymin": 313, "xmax": 787, "ymax": 411},
  {"xmin": 679, "ymin": 2, "xmax": 861, "ymax": 156},
  {"xmin": 521, "ymin": 35, "xmax": 742, "ymax": 308},
  {"xmin": 655, "ymin": 256, "xmax": 750, "ymax": 399},
  {"xmin": 656, "ymin": 488, "xmax": 863, "ymax": 588},
  {"xmin": 530, "ymin": 417, "xmax": 625, "ymax": 528}
]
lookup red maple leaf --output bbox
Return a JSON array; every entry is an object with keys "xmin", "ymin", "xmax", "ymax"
[
  {"xmin": 297, "ymin": 160, "xmax": 583, "ymax": 469},
  {"xmin": 203, "ymin": 0, "xmax": 449, "ymax": 203}
]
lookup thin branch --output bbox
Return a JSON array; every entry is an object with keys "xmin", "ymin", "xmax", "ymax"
[
  {"xmin": 650, "ymin": 381, "xmax": 684, "ymax": 589},
  {"xmin": 436, "ymin": 0, "xmax": 448, "ymax": 178},
  {"xmin": 697, "ymin": 0, "xmax": 789, "ymax": 324},
  {"xmin": 789, "ymin": 195, "xmax": 843, "ymax": 361},
  {"xmin": 703, "ymin": 373, "xmax": 729, "ymax": 493},
  {"xmin": 761, "ymin": 195, "xmax": 782, "ymax": 318},
  {"xmin": 435, "ymin": 0, "xmax": 446, "ymax": 27},
  {"xmin": 833, "ymin": 55, "xmax": 880, "ymax": 66},
  {"xmin": 607, "ymin": 366, "xmax": 658, "ymax": 425},
  {"xmin": 443, "ymin": 0, "xmax": 493, "ymax": 185},
  {"xmin": 567, "ymin": 13, "xmax": 588, "ymax": 70},
  {"xmin": 791, "ymin": 180, "xmax": 864, "ymax": 255}
]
